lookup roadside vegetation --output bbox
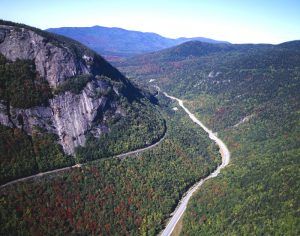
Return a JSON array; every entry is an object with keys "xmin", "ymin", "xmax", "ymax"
[{"xmin": 0, "ymin": 124, "xmax": 74, "ymax": 185}]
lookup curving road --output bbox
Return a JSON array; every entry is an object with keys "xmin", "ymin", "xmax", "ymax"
[
  {"xmin": 159, "ymin": 90, "xmax": 230, "ymax": 236},
  {"xmin": 0, "ymin": 131, "xmax": 167, "ymax": 189},
  {"xmin": 117, "ymin": 130, "xmax": 166, "ymax": 160},
  {"xmin": 1, "ymin": 87, "xmax": 230, "ymax": 236}
]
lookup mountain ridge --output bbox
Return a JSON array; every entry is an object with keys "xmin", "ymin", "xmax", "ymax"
[
  {"xmin": 47, "ymin": 25, "xmax": 228, "ymax": 59},
  {"xmin": 117, "ymin": 40, "xmax": 300, "ymax": 69}
]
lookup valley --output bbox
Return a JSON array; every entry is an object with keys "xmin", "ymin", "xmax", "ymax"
[
  {"xmin": 0, "ymin": 11, "xmax": 299, "ymax": 236},
  {"xmin": 118, "ymin": 40, "xmax": 300, "ymax": 235},
  {"xmin": 159, "ymin": 89, "xmax": 230, "ymax": 236}
]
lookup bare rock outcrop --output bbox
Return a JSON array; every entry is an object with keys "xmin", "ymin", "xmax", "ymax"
[
  {"xmin": 0, "ymin": 25, "xmax": 90, "ymax": 88},
  {"xmin": 0, "ymin": 23, "xmax": 133, "ymax": 154}
]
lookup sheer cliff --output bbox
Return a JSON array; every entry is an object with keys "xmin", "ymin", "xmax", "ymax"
[{"xmin": 0, "ymin": 21, "xmax": 165, "ymax": 184}]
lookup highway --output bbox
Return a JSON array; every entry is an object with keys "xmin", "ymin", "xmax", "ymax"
[{"xmin": 160, "ymin": 90, "xmax": 230, "ymax": 236}]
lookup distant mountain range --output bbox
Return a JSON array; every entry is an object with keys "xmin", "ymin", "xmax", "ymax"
[{"xmin": 47, "ymin": 26, "xmax": 228, "ymax": 60}]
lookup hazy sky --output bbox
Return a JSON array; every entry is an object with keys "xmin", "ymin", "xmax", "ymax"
[{"xmin": 1, "ymin": 0, "xmax": 300, "ymax": 44}]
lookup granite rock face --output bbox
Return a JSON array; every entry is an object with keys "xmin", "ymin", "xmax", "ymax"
[
  {"xmin": 0, "ymin": 25, "xmax": 90, "ymax": 88},
  {"xmin": 0, "ymin": 23, "xmax": 131, "ymax": 154},
  {"xmin": 49, "ymin": 80, "xmax": 118, "ymax": 153}
]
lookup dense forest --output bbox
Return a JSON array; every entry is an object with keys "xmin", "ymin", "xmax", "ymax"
[
  {"xmin": 117, "ymin": 41, "xmax": 300, "ymax": 234},
  {"xmin": 0, "ymin": 54, "xmax": 52, "ymax": 108},
  {"xmin": 0, "ymin": 123, "xmax": 75, "ymax": 185},
  {"xmin": 182, "ymin": 91, "xmax": 300, "ymax": 235},
  {"xmin": 0, "ymin": 95, "xmax": 221, "ymax": 235}
]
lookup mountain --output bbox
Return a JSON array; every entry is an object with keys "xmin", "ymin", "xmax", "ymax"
[
  {"xmin": 117, "ymin": 40, "xmax": 300, "ymax": 234},
  {"xmin": 0, "ymin": 20, "xmax": 165, "ymax": 184},
  {"xmin": 0, "ymin": 22, "xmax": 222, "ymax": 236},
  {"xmin": 116, "ymin": 40, "xmax": 300, "ymax": 83},
  {"xmin": 46, "ymin": 25, "xmax": 228, "ymax": 59},
  {"xmin": 118, "ymin": 41, "xmax": 276, "ymax": 65}
]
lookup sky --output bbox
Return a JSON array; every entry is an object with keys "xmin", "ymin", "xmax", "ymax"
[{"xmin": 1, "ymin": 0, "xmax": 300, "ymax": 44}]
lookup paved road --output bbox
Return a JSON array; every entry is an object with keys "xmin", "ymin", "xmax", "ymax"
[
  {"xmin": 1, "ymin": 87, "xmax": 229, "ymax": 236},
  {"xmin": 117, "ymin": 131, "xmax": 166, "ymax": 160},
  {"xmin": 0, "ymin": 131, "xmax": 167, "ymax": 189},
  {"xmin": 0, "ymin": 164, "xmax": 82, "ymax": 189},
  {"xmin": 160, "ymin": 90, "xmax": 230, "ymax": 236}
]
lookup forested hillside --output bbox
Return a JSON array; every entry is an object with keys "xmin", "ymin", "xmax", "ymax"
[
  {"xmin": 181, "ymin": 94, "xmax": 300, "ymax": 235},
  {"xmin": 117, "ymin": 40, "xmax": 300, "ymax": 234},
  {"xmin": 0, "ymin": 94, "xmax": 221, "ymax": 235}
]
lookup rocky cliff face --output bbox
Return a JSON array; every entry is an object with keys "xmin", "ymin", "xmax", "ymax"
[
  {"xmin": 49, "ymin": 80, "xmax": 121, "ymax": 153},
  {"xmin": 0, "ymin": 25, "xmax": 89, "ymax": 88},
  {"xmin": 0, "ymin": 22, "xmax": 137, "ymax": 155}
]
